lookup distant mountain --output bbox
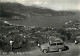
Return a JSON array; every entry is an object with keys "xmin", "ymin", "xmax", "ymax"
[
  {"xmin": 0, "ymin": 11, "xmax": 26, "ymax": 19},
  {"xmin": 0, "ymin": 2, "xmax": 75, "ymax": 18}
]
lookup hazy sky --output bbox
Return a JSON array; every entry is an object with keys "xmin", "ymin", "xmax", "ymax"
[{"xmin": 1, "ymin": 0, "xmax": 80, "ymax": 11}]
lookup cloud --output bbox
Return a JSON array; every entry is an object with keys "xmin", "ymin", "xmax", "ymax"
[
  {"xmin": 1, "ymin": 0, "xmax": 48, "ymax": 5},
  {"xmin": 1, "ymin": 0, "xmax": 16, "ymax": 2},
  {"xmin": 29, "ymin": 1, "xmax": 48, "ymax": 5}
]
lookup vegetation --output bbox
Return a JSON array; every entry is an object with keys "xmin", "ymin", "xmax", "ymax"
[{"xmin": 0, "ymin": 18, "xmax": 80, "ymax": 52}]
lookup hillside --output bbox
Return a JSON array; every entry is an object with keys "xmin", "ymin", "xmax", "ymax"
[
  {"xmin": 0, "ymin": 2, "xmax": 79, "ymax": 27},
  {"xmin": 0, "ymin": 11, "xmax": 26, "ymax": 19},
  {"xmin": 0, "ymin": 2, "xmax": 75, "ymax": 18}
]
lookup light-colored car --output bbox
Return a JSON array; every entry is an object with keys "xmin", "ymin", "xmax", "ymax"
[{"xmin": 40, "ymin": 41, "xmax": 65, "ymax": 53}]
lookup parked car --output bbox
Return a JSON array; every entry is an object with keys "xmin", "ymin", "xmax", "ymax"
[{"xmin": 40, "ymin": 41, "xmax": 65, "ymax": 53}]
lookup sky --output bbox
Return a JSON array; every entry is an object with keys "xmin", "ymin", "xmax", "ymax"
[{"xmin": 1, "ymin": 0, "xmax": 80, "ymax": 11}]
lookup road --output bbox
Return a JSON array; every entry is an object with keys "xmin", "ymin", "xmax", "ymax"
[{"xmin": 0, "ymin": 43, "xmax": 80, "ymax": 56}]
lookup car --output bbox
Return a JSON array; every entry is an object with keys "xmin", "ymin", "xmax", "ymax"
[{"xmin": 40, "ymin": 41, "xmax": 65, "ymax": 53}]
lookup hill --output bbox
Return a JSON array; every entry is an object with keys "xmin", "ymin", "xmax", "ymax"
[
  {"xmin": 0, "ymin": 2, "xmax": 75, "ymax": 19},
  {"xmin": 0, "ymin": 11, "xmax": 26, "ymax": 19},
  {"xmin": 0, "ymin": 2, "xmax": 79, "ymax": 27}
]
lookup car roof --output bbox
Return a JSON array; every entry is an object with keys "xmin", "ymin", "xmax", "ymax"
[
  {"xmin": 53, "ymin": 41, "xmax": 63, "ymax": 43},
  {"xmin": 51, "ymin": 40, "xmax": 63, "ymax": 43}
]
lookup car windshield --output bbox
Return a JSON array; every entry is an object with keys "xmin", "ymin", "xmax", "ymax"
[
  {"xmin": 57, "ymin": 43, "xmax": 63, "ymax": 45},
  {"xmin": 50, "ymin": 43, "xmax": 56, "ymax": 46}
]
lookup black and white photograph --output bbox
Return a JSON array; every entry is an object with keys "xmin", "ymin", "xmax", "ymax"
[{"xmin": 0, "ymin": 0, "xmax": 80, "ymax": 56}]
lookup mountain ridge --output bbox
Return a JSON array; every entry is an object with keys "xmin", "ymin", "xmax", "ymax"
[{"xmin": 0, "ymin": 2, "xmax": 75, "ymax": 18}]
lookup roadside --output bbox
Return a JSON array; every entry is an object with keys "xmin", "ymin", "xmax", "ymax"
[{"xmin": 0, "ymin": 43, "xmax": 80, "ymax": 56}]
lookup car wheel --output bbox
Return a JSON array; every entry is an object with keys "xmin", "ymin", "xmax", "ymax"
[
  {"xmin": 43, "ymin": 49, "xmax": 48, "ymax": 53},
  {"xmin": 58, "ymin": 49, "xmax": 62, "ymax": 52}
]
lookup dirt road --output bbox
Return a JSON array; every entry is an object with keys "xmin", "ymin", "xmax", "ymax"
[{"xmin": 0, "ymin": 43, "xmax": 80, "ymax": 56}]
